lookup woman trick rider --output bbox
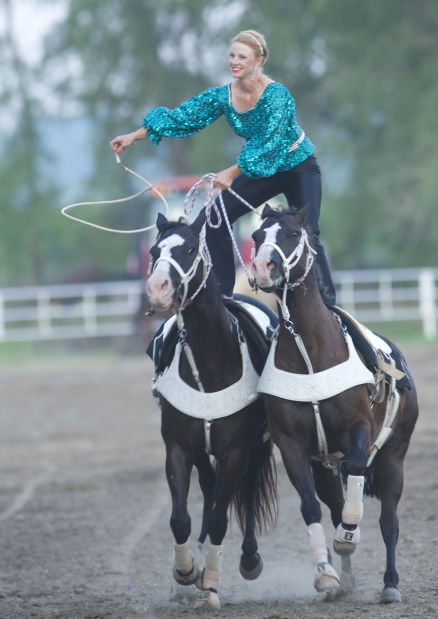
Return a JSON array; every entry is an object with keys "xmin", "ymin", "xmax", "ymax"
[{"xmin": 110, "ymin": 29, "xmax": 336, "ymax": 305}]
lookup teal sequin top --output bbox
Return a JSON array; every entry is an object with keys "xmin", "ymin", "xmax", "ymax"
[{"xmin": 143, "ymin": 83, "xmax": 314, "ymax": 178}]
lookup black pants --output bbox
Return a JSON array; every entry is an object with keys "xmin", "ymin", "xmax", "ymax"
[{"xmin": 205, "ymin": 154, "xmax": 337, "ymax": 305}]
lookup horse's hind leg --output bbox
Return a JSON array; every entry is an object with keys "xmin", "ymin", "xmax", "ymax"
[
  {"xmin": 239, "ymin": 463, "xmax": 263, "ymax": 580},
  {"xmin": 334, "ymin": 419, "xmax": 370, "ymax": 555},
  {"xmin": 375, "ymin": 455, "xmax": 404, "ymax": 603},
  {"xmin": 166, "ymin": 442, "xmax": 200, "ymax": 586}
]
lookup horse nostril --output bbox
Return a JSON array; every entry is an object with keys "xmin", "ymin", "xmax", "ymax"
[
  {"xmin": 160, "ymin": 279, "xmax": 170, "ymax": 290},
  {"xmin": 267, "ymin": 261, "xmax": 275, "ymax": 272}
]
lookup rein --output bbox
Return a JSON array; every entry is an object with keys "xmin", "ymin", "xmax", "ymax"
[{"xmin": 61, "ymin": 154, "xmax": 169, "ymax": 233}]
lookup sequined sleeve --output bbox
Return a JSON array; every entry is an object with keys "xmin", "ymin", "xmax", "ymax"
[
  {"xmin": 237, "ymin": 85, "xmax": 299, "ymax": 178},
  {"xmin": 143, "ymin": 87, "xmax": 225, "ymax": 145}
]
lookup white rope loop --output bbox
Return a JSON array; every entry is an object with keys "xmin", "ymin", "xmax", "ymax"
[
  {"xmin": 61, "ymin": 154, "xmax": 169, "ymax": 233},
  {"xmin": 184, "ymin": 173, "xmax": 222, "ymax": 229}
]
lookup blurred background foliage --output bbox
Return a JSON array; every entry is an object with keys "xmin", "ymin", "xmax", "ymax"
[{"xmin": 1, "ymin": 0, "xmax": 437, "ymax": 286}]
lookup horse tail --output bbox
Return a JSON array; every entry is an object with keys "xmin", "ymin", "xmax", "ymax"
[
  {"xmin": 363, "ymin": 463, "xmax": 381, "ymax": 498},
  {"xmin": 231, "ymin": 422, "xmax": 278, "ymax": 536}
]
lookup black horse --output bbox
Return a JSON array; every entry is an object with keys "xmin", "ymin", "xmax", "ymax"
[
  {"xmin": 251, "ymin": 205, "xmax": 418, "ymax": 603},
  {"xmin": 146, "ymin": 212, "xmax": 278, "ymax": 610}
]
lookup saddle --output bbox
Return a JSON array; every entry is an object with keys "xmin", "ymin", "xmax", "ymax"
[
  {"xmin": 330, "ymin": 306, "xmax": 412, "ymax": 390},
  {"xmin": 147, "ymin": 293, "xmax": 279, "ymax": 375}
]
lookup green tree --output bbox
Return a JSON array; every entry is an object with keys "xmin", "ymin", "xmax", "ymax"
[{"xmin": 2, "ymin": 0, "xmax": 438, "ymax": 285}]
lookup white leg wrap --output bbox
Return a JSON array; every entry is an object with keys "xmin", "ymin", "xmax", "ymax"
[
  {"xmin": 342, "ymin": 475, "xmax": 364, "ymax": 525},
  {"xmin": 307, "ymin": 523, "xmax": 328, "ymax": 566},
  {"xmin": 174, "ymin": 540, "xmax": 193, "ymax": 573},
  {"xmin": 203, "ymin": 543, "xmax": 223, "ymax": 591},
  {"xmin": 308, "ymin": 523, "xmax": 341, "ymax": 592}
]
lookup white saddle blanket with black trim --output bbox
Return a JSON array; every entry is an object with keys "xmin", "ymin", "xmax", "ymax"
[{"xmin": 258, "ymin": 331, "xmax": 375, "ymax": 402}]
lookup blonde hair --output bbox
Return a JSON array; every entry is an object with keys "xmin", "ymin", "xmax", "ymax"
[{"xmin": 231, "ymin": 30, "xmax": 268, "ymax": 64}]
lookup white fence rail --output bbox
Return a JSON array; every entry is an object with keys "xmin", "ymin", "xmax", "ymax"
[
  {"xmin": 0, "ymin": 267, "xmax": 437, "ymax": 343},
  {"xmin": 335, "ymin": 267, "xmax": 438, "ymax": 339},
  {"xmin": 0, "ymin": 281, "xmax": 144, "ymax": 342}
]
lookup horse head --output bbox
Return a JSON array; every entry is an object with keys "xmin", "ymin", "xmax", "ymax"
[
  {"xmin": 251, "ymin": 205, "xmax": 316, "ymax": 292},
  {"xmin": 146, "ymin": 211, "xmax": 209, "ymax": 311}
]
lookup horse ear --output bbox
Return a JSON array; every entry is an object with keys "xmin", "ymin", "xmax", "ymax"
[
  {"xmin": 191, "ymin": 209, "xmax": 206, "ymax": 234},
  {"xmin": 261, "ymin": 203, "xmax": 278, "ymax": 220},
  {"xmin": 292, "ymin": 204, "xmax": 310, "ymax": 228},
  {"xmin": 156, "ymin": 212, "xmax": 169, "ymax": 233}
]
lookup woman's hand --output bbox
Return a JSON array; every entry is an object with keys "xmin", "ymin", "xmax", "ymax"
[
  {"xmin": 214, "ymin": 164, "xmax": 241, "ymax": 190},
  {"xmin": 110, "ymin": 128, "xmax": 147, "ymax": 154}
]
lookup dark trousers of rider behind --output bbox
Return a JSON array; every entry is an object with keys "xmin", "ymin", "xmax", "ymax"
[{"xmin": 205, "ymin": 154, "xmax": 337, "ymax": 306}]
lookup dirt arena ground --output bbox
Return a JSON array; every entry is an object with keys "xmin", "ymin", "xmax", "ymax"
[{"xmin": 0, "ymin": 342, "xmax": 437, "ymax": 619}]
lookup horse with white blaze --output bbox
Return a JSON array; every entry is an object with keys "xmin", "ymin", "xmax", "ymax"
[
  {"xmin": 251, "ymin": 204, "xmax": 418, "ymax": 604},
  {"xmin": 146, "ymin": 211, "xmax": 278, "ymax": 611}
]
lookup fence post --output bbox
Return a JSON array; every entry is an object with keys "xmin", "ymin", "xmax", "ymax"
[
  {"xmin": 379, "ymin": 271, "xmax": 394, "ymax": 319},
  {"xmin": 0, "ymin": 293, "xmax": 4, "ymax": 341},
  {"xmin": 419, "ymin": 269, "xmax": 436, "ymax": 340},
  {"xmin": 37, "ymin": 289, "xmax": 52, "ymax": 336},
  {"xmin": 338, "ymin": 272, "xmax": 356, "ymax": 313},
  {"xmin": 83, "ymin": 287, "xmax": 98, "ymax": 334}
]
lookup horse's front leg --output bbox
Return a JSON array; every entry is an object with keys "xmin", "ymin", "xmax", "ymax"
[
  {"xmin": 165, "ymin": 440, "xmax": 200, "ymax": 586},
  {"xmin": 334, "ymin": 419, "xmax": 370, "ymax": 556},
  {"xmin": 195, "ymin": 446, "xmax": 247, "ymax": 611},
  {"xmin": 195, "ymin": 451, "xmax": 216, "ymax": 546},
  {"xmin": 312, "ymin": 461, "xmax": 355, "ymax": 593},
  {"xmin": 270, "ymin": 414, "xmax": 341, "ymax": 596}
]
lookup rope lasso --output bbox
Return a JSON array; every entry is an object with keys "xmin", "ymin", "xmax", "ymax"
[
  {"xmin": 184, "ymin": 173, "xmax": 261, "ymax": 289},
  {"xmin": 61, "ymin": 154, "xmax": 169, "ymax": 233}
]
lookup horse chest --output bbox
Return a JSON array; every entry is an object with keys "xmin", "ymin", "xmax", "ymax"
[
  {"xmin": 153, "ymin": 340, "xmax": 260, "ymax": 420},
  {"xmin": 179, "ymin": 355, "xmax": 242, "ymax": 391}
]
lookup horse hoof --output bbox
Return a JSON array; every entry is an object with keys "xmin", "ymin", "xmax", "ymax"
[
  {"xmin": 172, "ymin": 559, "xmax": 200, "ymax": 586},
  {"xmin": 194, "ymin": 589, "xmax": 221, "ymax": 610},
  {"xmin": 333, "ymin": 523, "xmax": 360, "ymax": 556},
  {"xmin": 323, "ymin": 585, "xmax": 344, "ymax": 601},
  {"xmin": 380, "ymin": 587, "xmax": 401, "ymax": 604},
  {"xmin": 239, "ymin": 553, "xmax": 263, "ymax": 580},
  {"xmin": 314, "ymin": 562, "xmax": 341, "ymax": 595},
  {"xmin": 333, "ymin": 538, "xmax": 357, "ymax": 556}
]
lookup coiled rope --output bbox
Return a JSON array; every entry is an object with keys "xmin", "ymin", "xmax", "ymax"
[
  {"xmin": 61, "ymin": 154, "xmax": 169, "ymax": 233},
  {"xmin": 62, "ymin": 160, "xmax": 260, "ymax": 288}
]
